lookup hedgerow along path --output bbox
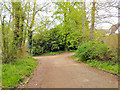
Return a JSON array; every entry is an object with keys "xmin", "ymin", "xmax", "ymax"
[{"xmin": 24, "ymin": 52, "xmax": 118, "ymax": 88}]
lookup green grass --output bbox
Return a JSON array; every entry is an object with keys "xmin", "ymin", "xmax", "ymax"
[
  {"xmin": 0, "ymin": 60, "xmax": 2, "ymax": 87},
  {"xmin": 71, "ymin": 55, "xmax": 77, "ymax": 60},
  {"xmin": 72, "ymin": 55, "xmax": 118, "ymax": 75},
  {"xmin": 86, "ymin": 60, "xmax": 118, "ymax": 74},
  {"xmin": 2, "ymin": 58, "xmax": 38, "ymax": 88},
  {"xmin": 41, "ymin": 50, "xmax": 76, "ymax": 56}
]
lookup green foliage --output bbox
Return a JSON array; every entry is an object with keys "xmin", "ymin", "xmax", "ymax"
[
  {"xmin": 32, "ymin": 25, "xmax": 78, "ymax": 56},
  {"xmin": 2, "ymin": 2, "xmax": 28, "ymax": 63},
  {"xmin": 75, "ymin": 41, "xmax": 112, "ymax": 61},
  {"xmin": 2, "ymin": 58, "xmax": 38, "ymax": 88},
  {"xmin": 41, "ymin": 51, "xmax": 65, "ymax": 56},
  {"xmin": 2, "ymin": 1, "xmax": 90, "ymax": 60},
  {"xmin": 51, "ymin": 2, "xmax": 89, "ymax": 51},
  {"xmin": 86, "ymin": 60, "xmax": 118, "ymax": 74},
  {"xmin": 33, "ymin": 28, "xmax": 61, "ymax": 55},
  {"xmin": 32, "ymin": 2, "xmax": 90, "ymax": 56},
  {"xmin": 51, "ymin": 43, "xmax": 60, "ymax": 51},
  {"xmin": 71, "ymin": 54, "xmax": 77, "ymax": 60},
  {"xmin": 1, "ymin": 25, "xmax": 17, "ymax": 62},
  {"xmin": 41, "ymin": 50, "xmax": 76, "ymax": 56},
  {"xmin": 74, "ymin": 41, "xmax": 118, "ymax": 74}
]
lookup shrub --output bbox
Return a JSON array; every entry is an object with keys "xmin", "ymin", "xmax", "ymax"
[
  {"xmin": 75, "ymin": 41, "xmax": 111, "ymax": 61},
  {"xmin": 2, "ymin": 58, "xmax": 38, "ymax": 88},
  {"xmin": 51, "ymin": 44, "xmax": 60, "ymax": 51},
  {"xmin": 33, "ymin": 45, "xmax": 42, "ymax": 56}
]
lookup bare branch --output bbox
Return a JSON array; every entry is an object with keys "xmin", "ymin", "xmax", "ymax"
[
  {"xmin": 4, "ymin": 3, "xmax": 14, "ymax": 16},
  {"xmin": 35, "ymin": 3, "xmax": 49, "ymax": 15},
  {"xmin": 95, "ymin": 21, "xmax": 114, "ymax": 25}
]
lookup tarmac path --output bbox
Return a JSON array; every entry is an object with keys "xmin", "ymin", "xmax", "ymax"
[{"xmin": 24, "ymin": 52, "xmax": 118, "ymax": 88}]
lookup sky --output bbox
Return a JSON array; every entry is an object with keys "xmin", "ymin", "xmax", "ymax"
[
  {"xmin": 35, "ymin": 0, "xmax": 119, "ymax": 30},
  {"xmin": 84, "ymin": 0, "xmax": 118, "ymax": 29},
  {"xmin": 0, "ymin": 0, "xmax": 119, "ymax": 30}
]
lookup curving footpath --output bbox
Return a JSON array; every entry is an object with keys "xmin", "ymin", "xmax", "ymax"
[{"xmin": 24, "ymin": 52, "xmax": 118, "ymax": 88}]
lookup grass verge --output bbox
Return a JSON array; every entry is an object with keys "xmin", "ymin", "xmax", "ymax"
[
  {"xmin": 40, "ymin": 50, "xmax": 76, "ymax": 56},
  {"xmin": 86, "ymin": 60, "xmax": 118, "ymax": 74},
  {"xmin": 2, "ymin": 58, "xmax": 38, "ymax": 88},
  {"xmin": 72, "ymin": 55, "xmax": 118, "ymax": 75}
]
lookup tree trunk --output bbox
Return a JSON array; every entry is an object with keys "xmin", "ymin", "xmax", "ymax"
[
  {"xmin": 28, "ymin": 30, "xmax": 33, "ymax": 54},
  {"xmin": 12, "ymin": 2, "xmax": 25, "ymax": 59},
  {"xmin": 12, "ymin": 2, "xmax": 21, "ymax": 59},
  {"xmin": 90, "ymin": 0, "xmax": 96, "ymax": 41},
  {"xmin": 118, "ymin": 34, "xmax": 120, "ymax": 64},
  {"xmin": 19, "ymin": 9, "xmax": 25, "ymax": 55},
  {"xmin": 82, "ymin": 1, "xmax": 86, "ymax": 33},
  {"xmin": 14, "ymin": 2, "xmax": 20, "ymax": 46},
  {"xmin": 82, "ymin": 1, "xmax": 86, "ymax": 43},
  {"xmin": 65, "ymin": 46, "xmax": 68, "ymax": 51},
  {"xmin": 2, "ymin": 16, "xmax": 7, "ymax": 63},
  {"xmin": 28, "ymin": 0, "xmax": 36, "ymax": 55}
]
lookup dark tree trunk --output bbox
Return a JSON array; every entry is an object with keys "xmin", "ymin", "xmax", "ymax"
[
  {"xmin": 14, "ymin": 3, "xmax": 20, "ymax": 45},
  {"xmin": 12, "ymin": 2, "xmax": 23, "ymax": 59},
  {"xmin": 27, "ymin": 1, "xmax": 36, "ymax": 55},
  {"xmin": 19, "ymin": 10, "xmax": 25, "ymax": 54},
  {"xmin": 12, "ymin": 2, "xmax": 21, "ymax": 54},
  {"xmin": 2, "ymin": 16, "xmax": 7, "ymax": 63},
  {"xmin": 19, "ymin": 16, "xmax": 24, "ymax": 47},
  {"xmin": 64, "ymin": 6, "xmax": 68, "ymax": 52},
  {"xmin": 28, "ymin": 30, "xmax": 33, "ymax": 54},
  {"xmin": 65, "ymin": 46, "xmax": 68, "ymax": 51}
]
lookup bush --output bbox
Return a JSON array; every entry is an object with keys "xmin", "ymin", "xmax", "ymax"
[
  {"xmin": 2, "ymin": 58, "xmax": 38, "ymax": 88},
  {"xmin": 32, "ymin": 27, "xmax": 78, "ymax": 56},
  {"xmin": 74, "ymin": 41, "xmax": 118, "ymax": 75},
  {"xmin": 75, "ymin": 41, "xmax": 111, "ymax": 61},
  {"xmin": 33, "ymin": 45, "xmax": 42, "ymax": 56}
]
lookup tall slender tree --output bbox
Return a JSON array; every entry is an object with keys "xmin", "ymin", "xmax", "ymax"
[
  {"xmin": 90, "ymin": 0, "xmax": 96, "ymax": 41},
  {"xmin": 1, "ymin": 16, "xmax": 6, "ymax": 63},
  {"xmin": 82, "ymin": 1, "xmax": 86, "ymax": 33}
]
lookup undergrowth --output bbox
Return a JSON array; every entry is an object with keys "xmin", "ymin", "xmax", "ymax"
[
  {"xmin": 86, "ymin": 60, "xmax": 118, "ymax": 74},
  {"xmin": 73, "ymin": 41, "xmax": 118, "ymax": 75},
  {"xmin": 2, "ymin": 58, "xmax": 38, "ymax": 88},
  {"xmin": 38, "ymin": 50, "xmax": 76, "ymax": 56}
]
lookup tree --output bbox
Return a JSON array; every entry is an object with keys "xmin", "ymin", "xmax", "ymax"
[
  {"xmin": 82, "ymin": 1, "xmax": 86, "ymax": 33},
  {"xmin": 26, "ymin": 0, "xmax": 49, "ymax": 54},
  {"xmin": 2, "ymin": 1, "xmax": 28, "ymax": 61},
  {"xmin": 1, "ymin": 16, "xmax": 6, "ymax": 63},
  {"xmin": 90, "ymin": 0, "xmax": 96, "ymax": 41},
  {"xmin": 2, "ymin": 0, "xmax": 50, "ymax": 61},
  {"xmin": 12, "ymin": 2, "xmax": 21, "ymax": 57},
  {"xmin": 53, "ymin": 2, "xmax": 87, "ymax": 51}
]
